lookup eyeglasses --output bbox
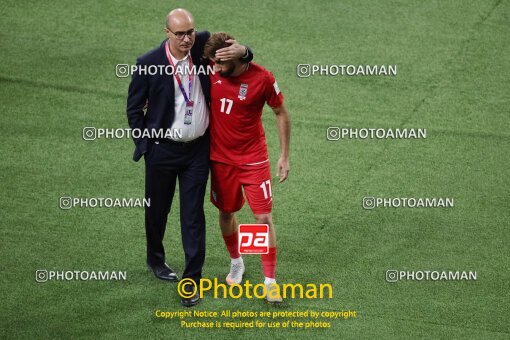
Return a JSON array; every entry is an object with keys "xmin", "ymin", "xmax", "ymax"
[{"xmin": 166, "ymin": 27, "xmax": 196, "ymax": 40}]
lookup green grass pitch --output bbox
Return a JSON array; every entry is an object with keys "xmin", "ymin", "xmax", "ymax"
[{"xmin": 1, "ymin": 0, "xmax": 509, "ymax": 338}]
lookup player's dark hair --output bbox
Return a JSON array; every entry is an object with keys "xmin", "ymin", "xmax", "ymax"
[{"xmin": 203, "ymin": 32, "xmax": 236, "ymax": 59}]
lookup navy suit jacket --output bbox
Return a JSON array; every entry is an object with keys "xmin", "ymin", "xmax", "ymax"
[{"xmin": 126, "ymin": 31, "xmax": 212, "ymax": 162}]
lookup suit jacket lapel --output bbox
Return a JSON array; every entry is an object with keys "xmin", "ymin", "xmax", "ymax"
[{"xmin": 161, "ymin": 41, "xmax": 175, "ymax": 103}]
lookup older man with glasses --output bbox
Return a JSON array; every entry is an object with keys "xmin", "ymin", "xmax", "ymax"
[{"xmin": 127, "ymin": 8, "xmax": 253, "ymax": 307}]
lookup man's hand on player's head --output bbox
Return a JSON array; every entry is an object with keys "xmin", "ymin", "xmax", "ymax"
[
  {"xmin": 276, "ymin": 157, "xmax": 290, "ymax": 183},
  {"xmin": 215, "ymin": 39, "xmax": 247, "ymax": 61}
]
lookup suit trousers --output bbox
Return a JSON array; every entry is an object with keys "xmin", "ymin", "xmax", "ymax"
[{"xmin": 144, "ymin": 132, "xmax": 210, "ymax": 281}]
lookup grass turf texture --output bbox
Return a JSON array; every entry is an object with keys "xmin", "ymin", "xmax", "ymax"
[{"xmin": 1, "ymin": 0, "xmax": 509, "ymax": 338}]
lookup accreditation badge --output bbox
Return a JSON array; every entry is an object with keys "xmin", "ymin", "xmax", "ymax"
[{"xmin": 184, "ymin": 101, "xmax": 193, "ymax": 125}]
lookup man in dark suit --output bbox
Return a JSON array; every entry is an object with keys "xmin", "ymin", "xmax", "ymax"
[{"xmin": 126, "ymin": 8, "xmax": 253, "ymax": 307}]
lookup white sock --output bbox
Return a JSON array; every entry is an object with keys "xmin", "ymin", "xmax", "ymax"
[
  {"xmin": 264, "ymin": 277, "xmax": 276, "ymax": 285},
  {"xmin": 231, "ymin": 257, "xmax": 243, "ymax": 265}
]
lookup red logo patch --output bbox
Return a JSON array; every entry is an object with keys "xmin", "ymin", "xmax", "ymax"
[{"xmin": 239, "ymin": 224, "xmax": 269, "ymax": 254}]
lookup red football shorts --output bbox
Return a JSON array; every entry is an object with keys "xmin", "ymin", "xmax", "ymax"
[{"xmin": 210, "ymin": 161, "xmax": 273, "ymax": 214}]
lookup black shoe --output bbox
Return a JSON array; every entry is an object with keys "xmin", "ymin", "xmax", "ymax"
[
  {"xmin": 147, "ymin": 263, "xmax": 179, "ymax": 282},
  {"xmin": 180, "ymin": 280, "xmax": 200, "ymax": 307}
]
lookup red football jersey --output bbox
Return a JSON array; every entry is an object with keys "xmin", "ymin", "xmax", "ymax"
[{"xmin": 209, "ymin": 62, "xmax": 284, "ymax": 165}]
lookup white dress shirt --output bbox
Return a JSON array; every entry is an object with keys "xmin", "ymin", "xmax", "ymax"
[{"xmin": 168, "ymin": 51, "xmax": 209, "ymax": 142}]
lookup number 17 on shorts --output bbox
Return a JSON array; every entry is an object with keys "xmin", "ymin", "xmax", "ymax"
[{"xmin": 239, "ymin": 224, "xmax": 269, "ymax": 254}]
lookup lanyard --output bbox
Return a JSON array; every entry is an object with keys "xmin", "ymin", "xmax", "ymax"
[{"xmin": 165, "ymin": 41, "xmax": 193, "ymax": 103}]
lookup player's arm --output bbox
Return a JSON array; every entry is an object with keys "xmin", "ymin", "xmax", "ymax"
[
  {"xmin": 214, "ymin": 39, "xmax": 253, "ymax": 62},
  {"xmin": 272, "ymin": 103, "xmax": 291, "ymax": 183}
]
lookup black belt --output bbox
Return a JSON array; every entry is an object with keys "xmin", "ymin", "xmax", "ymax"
[{"xmin": 154, "ymin": 132, "xmax": 207, "ymax": 146}]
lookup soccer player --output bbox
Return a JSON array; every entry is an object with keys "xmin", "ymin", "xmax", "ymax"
[{"xmin": 204, "ymin": 32, "xmax": 291, "ymax": 303}]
